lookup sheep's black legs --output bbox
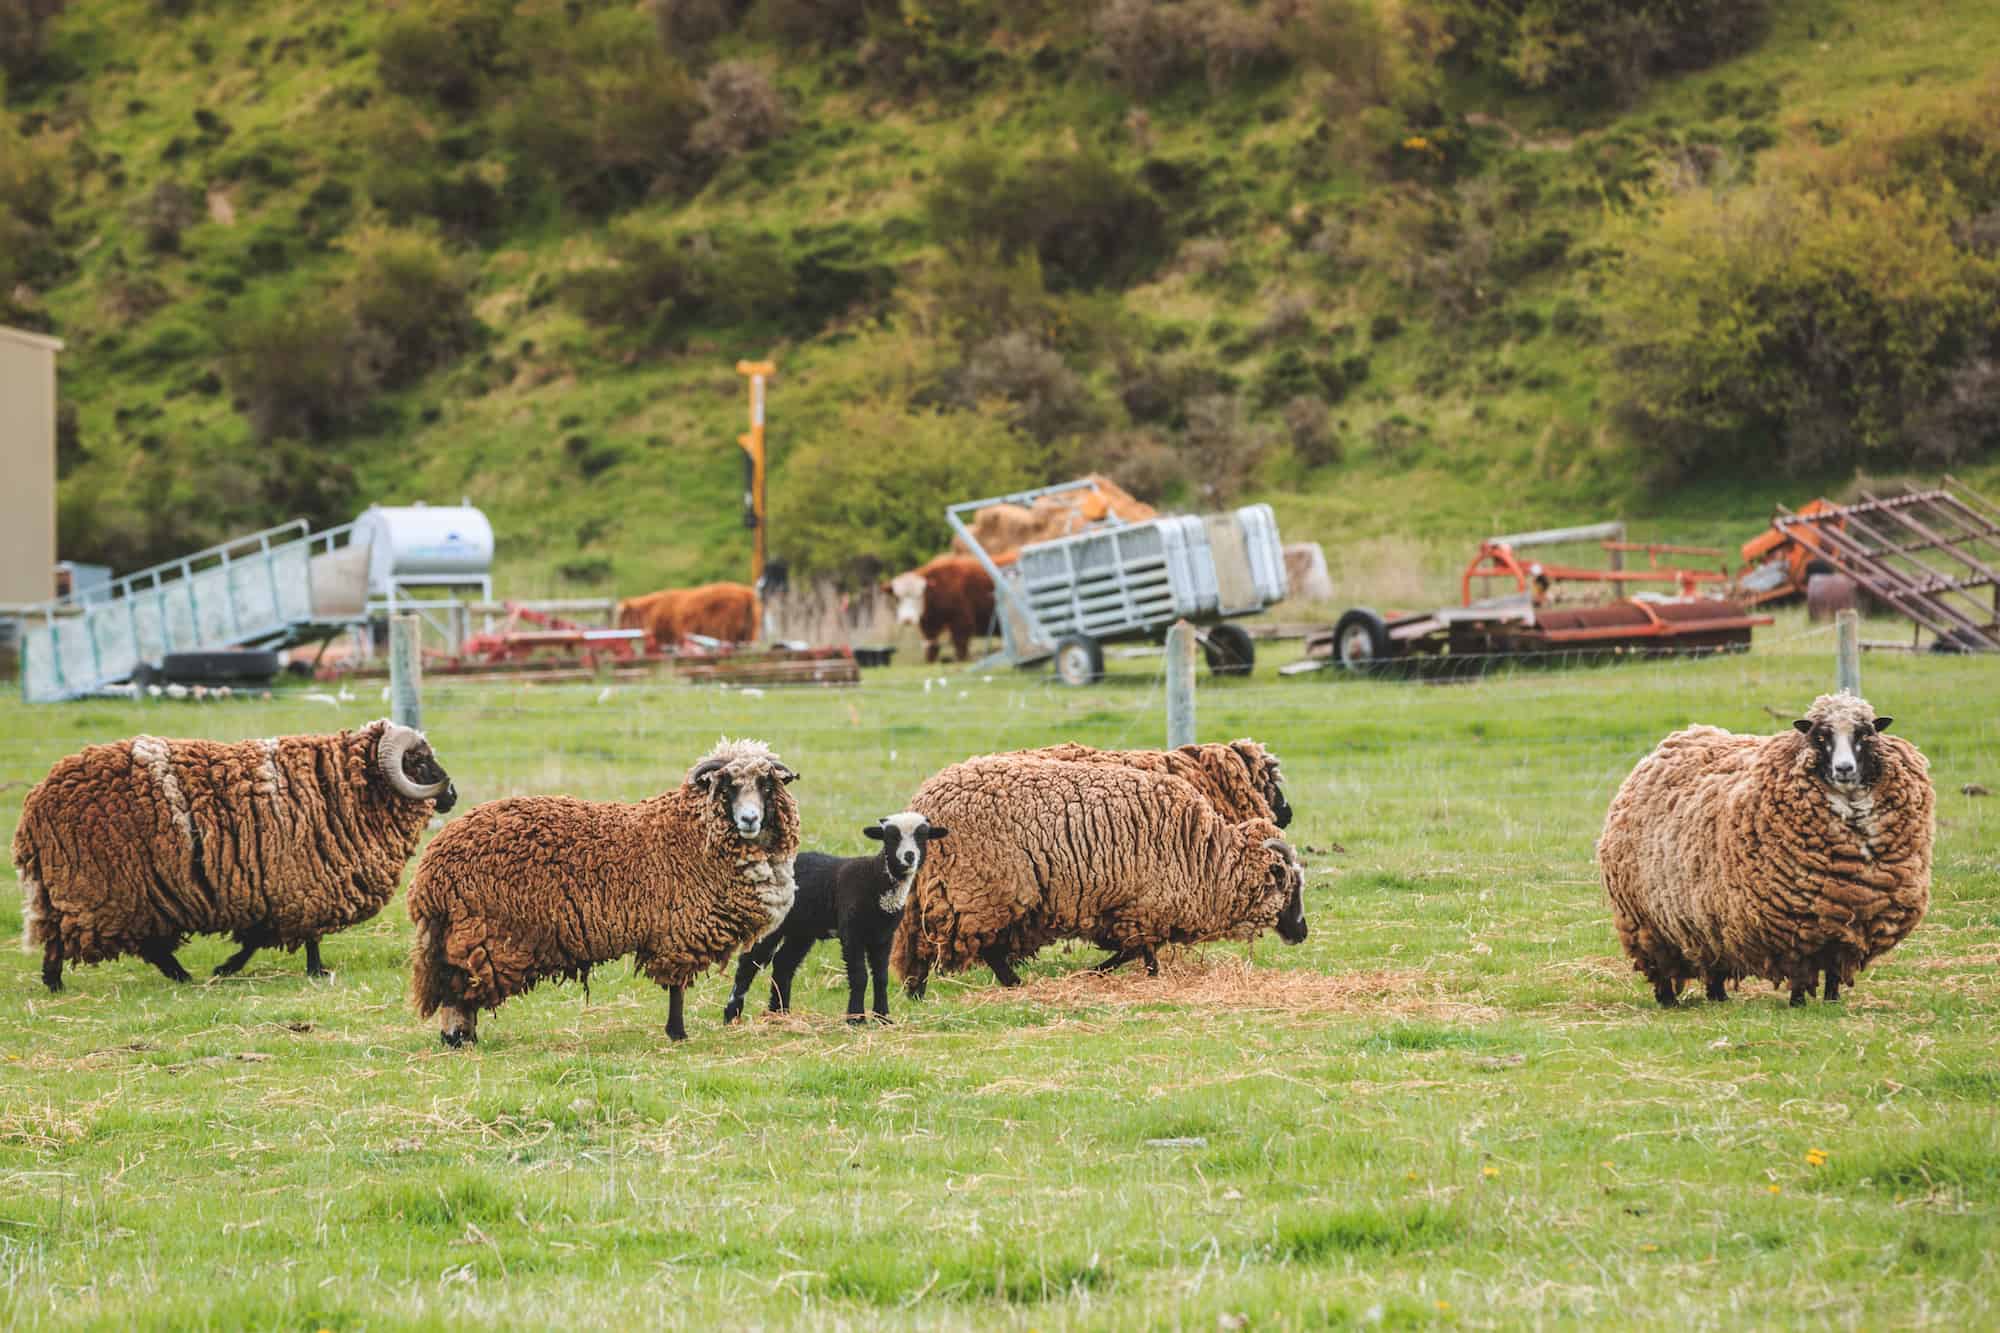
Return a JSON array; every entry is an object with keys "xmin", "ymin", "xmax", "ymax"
[
  {"xmin": 841, "ymin": 929, "xmax": 871, "ymax": 1022},
  {"xmin": 1091, "ymin": 947, "xmax": 1141, "ymax": 974},
  {"xmin": 141, "ymin": 940, "xmax": 191, "ymax": 983},
  {"xmin": 766, "ymin": 934, "xmax": 816, "ymax": 1014},
  {"xmin": 981, "ymin": 943, "xmax": 1022, "ymax": 988},
  {"xmin": 1703, "ymin": 969, "xmax": 1729, "ymax": 1002},
  {"xmin": 304, "ymin": 938, "xmax": 326, "ymax": 978},
  {"xmin": 665, "ymin": 985, "xmax": 687, "ymax": 1042},
  {"xmin": 214, "ymin": 927, "xmax": 273, "ymax": 978},
  {"xmin": 41, "ymin": 935, "xmax": 62, "ymax": 993},
  {"xmin": 722, "ymin": 958, "xmax": 761, "ymax": 1023},
  {"xmin": 868, "ymin": 935, "xmax": 893, "ymax": 1020},
  {"xmin": 1650, "ymin": 972, "xmax": 1680, "ymax": 1007}
]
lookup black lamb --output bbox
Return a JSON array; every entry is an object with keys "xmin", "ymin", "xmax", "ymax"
[{"xmin": 722, "ymin": 812, "xmax": 948, "ymax": 1024}]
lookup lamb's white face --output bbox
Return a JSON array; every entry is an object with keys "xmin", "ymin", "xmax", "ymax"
[
  {"xmin": 889, "ymin": 572, "xmax": 927, "ymax": 627},
  {"xmin": 864, "ymin": 811, "xmax": 947, "ymax": 914}
]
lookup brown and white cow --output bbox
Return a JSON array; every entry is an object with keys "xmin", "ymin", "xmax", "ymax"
[{"xmin": 883, "ymin": 556, "xmax": 996, "ymax": 664}]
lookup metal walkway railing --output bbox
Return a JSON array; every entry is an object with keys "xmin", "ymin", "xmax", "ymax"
[{"xmin": 16, "ymin": 520, "xmax": 361, "ymax": 702}]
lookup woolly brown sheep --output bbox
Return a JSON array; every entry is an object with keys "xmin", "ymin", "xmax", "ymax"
[
  {"xmin": 989, "ymin": 739, "xmax": 1292, "ymax": 827},
  {"xmin": 1598, "ymin": 693, "xmax": 1933, "ymax": 1008},
  {"xmin": 407, "ymin": 737, "xmax": 800, "ymax": 1046},
  {"xmin": 14, "ymin": 720, "xmax": 454, "ymax": 990},
  {"xmin": 895, "ymin": 757, "xmax": 1306, "ymax": 994}
]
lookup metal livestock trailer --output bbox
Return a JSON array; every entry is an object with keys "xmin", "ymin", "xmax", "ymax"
[{"xmin": 947, "ymin": 480, "xmax": 1289, "ymax": 686}]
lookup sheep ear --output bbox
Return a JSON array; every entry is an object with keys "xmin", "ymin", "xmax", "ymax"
[
  {"xmin": 925, "ymin": 825, "xmax": 948, "ymax": 840},
  {"xmin": 774, "ymin": 763, "xmax": 800, "ymax": 785},
  {"xmin": 688, "ymin": 758, "xmax": 726, "ymax": 788},
  {"xmin": 862, "ymin": 825, "xmax": 886, "ymax": 840},
  {"xmin": 1872, "ymin": 716, "xmax": 1892, "ymax": 733},
  {"xmin": 1793, "ymin": 719, "xmax": 1813, "ymax": 735}
]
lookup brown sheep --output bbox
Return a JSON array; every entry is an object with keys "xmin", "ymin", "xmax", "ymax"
[
  {"xmin": 14, "ymin": 721, "xmax": 454, "ymax": 989},
  {"xmin": 988, "ymin": 739, "xmax": 1292, "ymax": 828},
  {"xmin": 407, "ymin": 737, "xmax": 800, "ymax": 1046},
  {"xmin": 615, "ymin": 581, "xmax": 759, "ymax": 651},
  {"xmin": 894, "ymin": 757, "xmax": 1306, "ymax": 995},
  {"xmin": 1598, "ymin": 693, "xmax": 1933, "ymax": 1008}
]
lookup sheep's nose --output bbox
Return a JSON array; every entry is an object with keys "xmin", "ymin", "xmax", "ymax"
[
  {"xmin": 899, "ymin": 852, "xmax": 917, "ymax": 867},
  {"xmin": 1833, "ymin": 762, "xmax": 1857, "ymax": 780},
  {"xmin": 735, "ymin": 813, "xmax": 762, "ymax": 834}
]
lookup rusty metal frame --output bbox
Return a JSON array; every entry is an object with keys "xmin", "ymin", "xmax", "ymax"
[{"xmin": 1771, "ymin": 479, "xmax": 2000, "ymax": 651}]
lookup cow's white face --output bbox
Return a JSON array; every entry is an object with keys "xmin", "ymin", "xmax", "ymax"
[{"xmin": 890, "ymin": 572, "xmax": 927, "ymax": 627}]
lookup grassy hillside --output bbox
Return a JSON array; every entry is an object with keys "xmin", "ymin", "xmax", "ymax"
[{"xmin": 4, "ymin": 0, "xmax": 1998, "ymax": 598}]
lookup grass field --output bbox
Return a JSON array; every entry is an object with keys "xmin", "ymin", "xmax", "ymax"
[{"xmin": 1, "ymin": 623, "xmax": 1996, "ymax": 1329}]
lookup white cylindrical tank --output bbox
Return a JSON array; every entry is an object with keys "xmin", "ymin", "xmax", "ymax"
[{"xmin": 352, "ymin": 503, "xmax": 494, "ymax": 594}]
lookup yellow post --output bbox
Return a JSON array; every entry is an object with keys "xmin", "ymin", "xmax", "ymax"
[{"xmin": 736, "ymin": 359, "xmax": 776, "ymax": 587}]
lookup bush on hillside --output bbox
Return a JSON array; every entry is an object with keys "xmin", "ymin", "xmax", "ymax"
[
  {"xmin": 132, "ymin": 180, "xmax": 200, "ymax": 254},
  {"xmin": 376, "ymin": 0, "xmax": 515, "ymax": 109},
  {"xmin": 926, "ymin": 145, "xmax": 1170, "ymax": 290},
  {"xmin": 0, "ymin": 109, "xmax": 63, "ymax": 316},
  {"xmin": 0, "ymin": 0, "xmax": 64, "ymax": 85},
  {"xmin": 1604, "ymin": 174, "xmax": 2000, "ymax": 479},
  {"xmin": 340, "ymin": 227, "xmax": 482, "ymax": 388},
  {"xmin": 563, "ymin": 221, "xmax": 796, "ymax": 343},
  {"xmin": 1283, "ymin": 393, "xmax": 1341, "ymax": 467},
  {"xmin": 689, "ymin": 59, "xmax": 790, "ymax": 159},
  {"xmin": 649, "ymin": 0, "xmax": 754, "ymax": 56},
  {"xmin": 214, "ymin": 291, "xmax": 383, "ymax": 443},
  {"xmin": 773, "ymin": 399, "xmax": 1043, "ymax": 582},
  {"xmin": 1435, "ymin": 0, "xmax": 1772, "ymax": 107},
  {"xmin": 1179, "ymin": 392, "xmax": 1269, "ymax": 503},
  {"xmin": 501, "ymin": 52, "xmax": 702, "ymax": 213},
  {"xmin": 904, "ymin": 243, "xmax": 1060, "ymax": 349},
  {"xmin": 951, "ymin": 332, "xmax": 1108, "ymax": 445}
]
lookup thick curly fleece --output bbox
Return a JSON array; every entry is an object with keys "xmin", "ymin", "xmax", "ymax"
[
  {"xmin": 991, "ymin": 739, "xmax": 1286, "ymax": 825},
  {"xmin": 896, "ymin": 757, "xmax": 1295, "ymax": 976},
  {"xmin": 14, "ymin": 721, "xmax": 433, "ymax": 968},
  {"xmin": 1598, "ymin": 693, "xmax": 1934, "ymax": 1003},
  {"xmin": 407, "ymin": 737, "xmax": 799, "ymax": 1020}
]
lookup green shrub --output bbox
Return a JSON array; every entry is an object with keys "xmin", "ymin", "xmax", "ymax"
[
  {"xmin": 950, "ymin": 332, "xmax": 1107, "ymax": 445},
  {"xmin": 1435, "ymin": 0, "xmax": 1773, "ymax": 106},
  {"xmin": 563, "ymin": 220, "xmax": 797, "ymax": 344},
  {"xmin": 1604, "ymin": 173, "xmax": 2000, "ymax": 477},
  {"xmin": 1179, "ymin": 392, "xmax": 1268, "ymax": 503},
  {"xmin": 0, "ymin": 0, "xmax": 64, "ymax": 85},
  {"xmin": 906, "ymin": 243, "xmax": 1060, "ymax": 349},
  {"xmin": 649, "ymin": 0, "xmax": 754, "ymax": 55},
  {"xmin": 925, "ymin": 145, "xmax": 1170, "ymax": 291},
  {"xmin": 500, "ymin": 49, "xmax": 702, "ymax": 213},
  {"xmin": 339, "ymin": 226, "xmax": 482, "ymax": 388},
  {"xmin": 689, "ymin": 59, "xmax": 790, "ymax": 159},
  {"xmin": 376, "ymin": 0, "xmax": 515, "ymax": 109},
  {"xmin": 1283, "ymin": 394, "xmax": 1341, "ymax": 468},
  {"xmin": 214, "ymin": 289, "xmax": 381, "ymax": 443},
  {"xmin": 773, "ymin": 399, "xmax": 1042, "ymax": 581}
]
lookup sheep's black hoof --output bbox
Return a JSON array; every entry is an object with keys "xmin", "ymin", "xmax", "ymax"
[
  {"xmin": 1704, "ymin": 976, "xmax": 1728, "ymax": 1003},
  {"xmin": 846, "ymin": 1013, "xmax": 867, "ymax": 1026},
  {"xmin": 665, "ymin": 1025, "xmax": 687, "ymax": 1042},
  {"xmin": 1787, "ymin": 990, "xmax": 1808, "ymax": 1008},
  {"xmin": 41, "ymin": 971, "xmax": 62, "ymax": 994},
  {"xmin": 721, "ymin": 1002, "xmax": 743, "ymax": 1024}
]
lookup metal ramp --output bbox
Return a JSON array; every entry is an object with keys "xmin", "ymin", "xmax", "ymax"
[
  {"xmin": 1773, "ymin": 478, "xmax": 2000, "ymax": 652},
  {"xmin": 16, "ymin": 520, "xmax": 369, "ymax": 702}
]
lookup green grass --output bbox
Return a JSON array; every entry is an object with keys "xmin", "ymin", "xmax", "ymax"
[{"xmin": 2, "ymin": 626, "xmax": 1996, "ymax": 1328}]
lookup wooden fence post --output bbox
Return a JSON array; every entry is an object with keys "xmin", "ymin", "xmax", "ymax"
[
  {"xmin": 1835, "ymin": 608, "xmax": 1860, "ymax": 696},
  {"xmin": 1166, "ymin": 620, "xmax": 1196, "ymax": 748},
  {"xmin": 390, "ymin": 614, "xmax": 423, "ymax": 730}
]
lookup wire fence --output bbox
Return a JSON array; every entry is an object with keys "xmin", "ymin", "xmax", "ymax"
[{"xmin": 3, "ymin": 622, "xmax": 1994, "ymax": 879}]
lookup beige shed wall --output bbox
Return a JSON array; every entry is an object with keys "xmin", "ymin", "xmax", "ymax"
[{"xmin": 0, "ymin": 326, "xmax": 61, "ymax": 606}]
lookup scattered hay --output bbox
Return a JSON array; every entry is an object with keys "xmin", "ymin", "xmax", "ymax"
[{"xmin": 961, "ymin": 953, "xmax": 1500, "ymax": 1020}]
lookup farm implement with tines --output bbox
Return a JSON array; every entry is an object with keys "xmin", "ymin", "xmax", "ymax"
[
  {"xmin": 1735, "ymin": 478, "xmax": 2000, "ymax": 652},
  {"xmin": 1306, "ymin": 521, "xmax": 1771, "ymax": 675}
]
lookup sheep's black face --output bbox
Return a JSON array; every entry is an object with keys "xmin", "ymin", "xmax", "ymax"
[
  {"xmin": 1274, "ymin": 870, "xmax": 1308, "ymax": 944},
  {"xmin": 1794, "ymin": 715, "xmax": 1892, "ymax": 790},
  {"xmin": 403, "ymin": 744, "xmax": 457, "ymax": 812}
]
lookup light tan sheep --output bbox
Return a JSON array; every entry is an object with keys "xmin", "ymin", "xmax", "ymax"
[
  {"xmin": 894, "ymin": 757, "xmax": 1305, "ymax": 995},
  {"xmin": 1598, "ymin": 693, "xmax": 1933, "ymax": 1007}
]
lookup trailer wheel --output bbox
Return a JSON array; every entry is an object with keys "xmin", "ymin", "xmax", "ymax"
[
  {"xmin": 1202, "ymin": 624, "xmax": 1255, "ymax": 677},
  {"xmin": 1052, "ymin": 635, "xmax": 1105, "ymax": 687},
  {"xmin": 1333, "ymin": 608, "xmax": 1392, "ymax": 673}
]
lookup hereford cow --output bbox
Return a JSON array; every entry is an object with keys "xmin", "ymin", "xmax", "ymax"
[
  {"xmin": 616, "ymin": 581, "xmax": 759, "ymax": 651},
  {"xmin": 884, "ymin": 556, "xmax": 996, "ymax": 663}
]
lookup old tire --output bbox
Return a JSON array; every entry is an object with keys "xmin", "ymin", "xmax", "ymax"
[
  {"xmin": 1333, "ymin": 608, "xmax": 1392, "ymax": 673},
  {"xmin": 1203, "ymin": 623, "xmax": 1255, "ymax": 677},
  {"xmin": 1052, "ymin": 635, "xmax": 1104, "ymax": 687}
]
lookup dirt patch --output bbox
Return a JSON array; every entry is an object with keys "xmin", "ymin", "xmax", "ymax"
[{"xmin": 961, "ymin": 954, "xmax": 1501, "ymax": 1020}]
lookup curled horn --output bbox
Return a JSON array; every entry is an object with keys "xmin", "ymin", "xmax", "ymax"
[
  {"xmin": 688, "ymin": 757, "xmax": 728, "ymax": 788},
  {"xmin": 377, "ymin": 722, "xmax": 447, "ymax": 801},
  {"xmin": 1261, "ymin": 836, "xmax": 1302, "ymax": 869},
  {"xmin": 773, "ymin": 762, "xmax": 799, "ymax": 785}
]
